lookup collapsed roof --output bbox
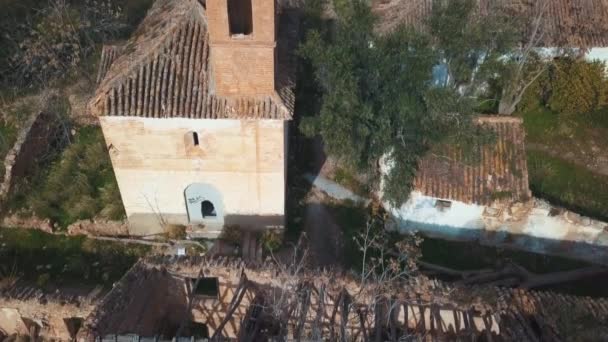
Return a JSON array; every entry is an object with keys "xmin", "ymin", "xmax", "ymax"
[
  {"xmin": 78, "ymin": 256, "xmax": 608, "ymax": 341},
  {"xmin": 89, "ymin": 0, "xmax": 297, "ymax": 120}
]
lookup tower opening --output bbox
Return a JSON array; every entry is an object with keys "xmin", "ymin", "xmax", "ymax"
[
  {"xmin": 193, "ymin": 132, "xmax": 199, "ymax": 146},
  {"xmin": 227, "ymin": 0, "xmax": 253, "ymax": 35}
]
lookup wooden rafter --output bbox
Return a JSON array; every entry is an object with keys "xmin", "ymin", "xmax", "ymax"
[
  {"xmin": 329, "ymin": 291, "xmax": 344, "ymax": 341},
  {"xmin": 311, "ymin": 284, "xmax": 326, "ymax": 340},
  {"xmin": 356, "ymin": 306, "xmax": 370, "ymax": 342},
  {"xmin": 294, "ymin": 283, "xmax": 312, "ymax": 341},
  {"xmin": 211, "ymin": 273, "xmax": 250, "ymax": 339}
]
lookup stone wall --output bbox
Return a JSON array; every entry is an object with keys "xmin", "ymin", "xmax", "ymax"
[
  {"xmin": 0, "ymin": 282, "xmax": 103, "ymax": 340},
  {"xmin": 0, "ymin": 111, "xmax": 63, "ymax": 207},
  {"xmin": 389, "ymin": 191, "xmax": 608, "ymax": 265}
]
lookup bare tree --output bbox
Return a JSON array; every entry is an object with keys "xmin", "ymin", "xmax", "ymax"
[
  {"xmin": 497, "ymin": 0, "xmax": 551, "ymax": 115},
  {"xmin": 349, "ymin": 208, "xmax": 424, "ymax": 341}
]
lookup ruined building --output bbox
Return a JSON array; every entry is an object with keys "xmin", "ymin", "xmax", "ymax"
[
  {"xmin": 72, "ymin": 256, "xmax": 608, "ymax": 341},
  {"xmin": 2, "ymin": 256, "xmax": 608, "ymax": 341},
  {"xmin": 89, "ymin": 0, "xmax": 297, "ymax": 236},
  {"xmin": 388, "ymin": 116, "xmax": 608, "ymax": 265}
]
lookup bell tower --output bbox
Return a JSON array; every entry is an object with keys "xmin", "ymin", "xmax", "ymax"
[{"xmin": 207, "ymin": 0, "xmax": 276, "ymax": 96}]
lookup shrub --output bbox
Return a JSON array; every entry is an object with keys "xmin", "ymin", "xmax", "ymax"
[
  {"xmin": 36, "ymin": 273, "xmax": 51, "ymax": 287},
  {"xmin": 547, "ymin": 59, "xmax": 608, "ymax": 116},
  {"xmin": 3, "ymin": 0, "xmax": 126, "ymax": 87},
  {"xmin": 260, "ymin": 230, "xmax": 283, "ymax": 254},
  {"xmin": 164, "ymin": 224, "xmax": 186, "ymax": 240},
  {"xmin": 220, "ymin": 225, "xmax": 242, "ymax": 246}
]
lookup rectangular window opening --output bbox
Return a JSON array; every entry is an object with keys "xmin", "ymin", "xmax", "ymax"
[
  {"xmin": 190, "ymin": 277, "xmax": 219, "ymax": 298},
  {"xmin": 228, "ymin": 0, "xmax": 253, "ymax": 36},
  {"xmin": 193, "ymin": 132, "xmax": 199, "ymax": 146},
  {"xmin": 435, "ymin": 199, "xmax": 452, "ymax": 210}
]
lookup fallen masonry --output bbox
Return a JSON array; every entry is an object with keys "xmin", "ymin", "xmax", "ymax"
[
  {"xmin": 73, "ymin": 256, "xmax": 608, "ymax": 341},
  {"xmin": 2, "ymin": 255, "xmax": 608, "ymax": 341}
]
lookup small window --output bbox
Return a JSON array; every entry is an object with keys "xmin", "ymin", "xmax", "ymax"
[
  {"xmin": 193, "ymin": 132, "xmax": 199, "ymax": 146},
  {"xmin": 201, "ymin": 200, "xmax": 216, "ymax": 218},
  {"xmin": 435, "ymin": 199, "xmax": 452, "ymax": 210},
  {"xmin": 190, "ymin": 277, "xmax": 219, "ymax": 298},
  {"xmin": 227, "ymin": 0, "xmax": 253, "ymax": 36}
]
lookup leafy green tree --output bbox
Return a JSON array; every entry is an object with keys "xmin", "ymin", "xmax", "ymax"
[
  {"xmin": 427, "ymin": 0, "xmax": 554, "ymax": 115},
  {"xmin": 299, "ymin": 0, "xmax": 479, "ymax": 205},
  {"xmin": 427, "ymin": 0, "xmax": 518, "ymax": 92}
]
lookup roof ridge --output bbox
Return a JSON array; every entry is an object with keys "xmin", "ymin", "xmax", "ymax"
[{"xmin": 89, "ymin": 0, "xmax": 297, "ymax": 120}]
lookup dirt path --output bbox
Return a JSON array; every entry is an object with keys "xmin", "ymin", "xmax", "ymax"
[
  {"xmin": 527, "ymin": 143, "xmax": 608, "ymax": 176},
  {"xmin": 301, "ymin": 137, "xmax": 346, "ymax": 268},
  {"xmin": 302, "ymin": 192, "xmax": 344, "ymax": 267}
]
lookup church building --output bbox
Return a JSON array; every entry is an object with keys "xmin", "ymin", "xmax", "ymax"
[{"xmin": 89, "ymin": 0, "xmax": 297, "ymax": 235}]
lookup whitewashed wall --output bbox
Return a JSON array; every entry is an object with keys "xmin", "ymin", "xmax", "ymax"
[
  {"xmin": 100, "ymin": 116, "xmax": 287, "ymax": 235},
  {"xmin": 387, "ymin": 191, "xmax": 608, "ymax": 265}
]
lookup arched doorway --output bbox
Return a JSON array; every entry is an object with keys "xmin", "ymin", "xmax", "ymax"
[{"xmin": 184, "ymin": 183, "xmax": 224, "ymax": 227}]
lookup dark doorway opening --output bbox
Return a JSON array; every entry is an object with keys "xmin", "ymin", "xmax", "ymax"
[
  {"xmin": 227, "ymin": 0, "xmax": 253, "ymax": 35},
  {"xmin": 201, "ymin": 200, "xmax": 217, "ymax": 218},
  {"xmin": 190, "ymin": 277, "xmax": 219, "ymax": 298}
]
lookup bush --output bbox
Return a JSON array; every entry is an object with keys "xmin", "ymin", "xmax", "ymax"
[
  {"xmin": 260, "ymin": 230, "xmax": 283, "ymax": 254},
  {"xmin": 547, "ymin": 59, "xmax": 608, "ymax": 116},
  {"xmin": 36, "ymin": 273, "xmax": 51, "ymax": 288},
  {"xmin": 220, "ymin": 225, "xmax": 242, "ymax": 246},
  {"xmin": 164, "ymin": 224, "xmax": 186, "ymax": 240},
  {"xmin": 2, "ymin": 0, "xmax": 127, "ymax": 88}
]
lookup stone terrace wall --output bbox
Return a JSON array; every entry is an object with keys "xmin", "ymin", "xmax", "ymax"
[
  {"xmin": 0, "ymin": 111, "xmax": 64, "ymax": 208},
  {"xmin": 0, "ymin": 281, "xmax": 104, "ymax": 340}
]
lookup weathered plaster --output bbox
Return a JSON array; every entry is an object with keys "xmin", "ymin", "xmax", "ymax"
[
  {"xmin": 535, "ymin": 47, "xmax": 608, "ymax": 63},
  {"xmin": 586, "ymin": 47, "xmax": 608, "ymax": 62},
  {"xmin": 388, "ymin": 191, "xmax": 608, "ymax": 265},
  {"xmin": 99, "ymin": 117, "xmax": 286, "ymax": 235}
]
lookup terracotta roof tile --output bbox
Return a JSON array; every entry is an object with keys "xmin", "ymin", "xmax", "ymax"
[
  {"xmin": 89, "ymin": 0, "xmax": 297, "ymax": 120},
  {"xmin": 414, "ymin": 115, "xmax": 531, "ymax": 205},
  {"xmin": 374, "ymin": 0, "xmax": 608, "ymax": 48}
]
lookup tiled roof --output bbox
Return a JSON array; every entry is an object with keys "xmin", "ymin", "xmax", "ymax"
[
  {"xmin": 414, "ymin": 116, "xmax": 531, "ymax": 205},
  {"xmin": 497, "ymin": 287, "xmax": 608, "ymax": 340},
  {"xmin": 374, "ymin": 0, "xmax": 608, "ymax": 48},
  {"xmin": 89, "ymin": 0, "xmax": 296, "ymax": 120}
]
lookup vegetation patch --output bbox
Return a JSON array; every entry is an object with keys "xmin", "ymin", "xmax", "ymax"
[
  {"xmin": 420, "ymin": 238, "xmax": 608, "ymax": 297},
  {"xmin": 0, "ymin": 227, "xmax": 150, "ymax": 287},
  {"xmin": 164, "ymin": 223, "xmax": 186, "ymax": 240},
  {"xmin": 527, "ymin": 150, "xmax": 608, "ymax": 221},
  {"xmin": 332, "ymin": 166, "xmax": 370, "ymax": 197},
  {"xmin": 8, "ymin": 125, "xmax": 125, "ymax": 228},
  {"xmin": 515, "ymin": 58, "xmax": 608, "ymax": 220}
]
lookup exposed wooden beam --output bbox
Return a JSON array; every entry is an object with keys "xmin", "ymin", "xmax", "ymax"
[
  {"xmin": 356, "ymin": 306, "xmax": 370, "ymax": 342},
  {"xmin": 340, "ymin": 291, "xmax": 351, "ymax": 342},
  {"xmin": 311, "ymin": 284, "xmax": 326, "ymax": 340},
  {"xmin": 329, "ymin": 290, "xmax": 344, "ymax": 341},
  {"xmin": 389, "ymin": 298, "xmax": 398, "ymax": 342},
  {"xmin": 211, "ymin": 275, "xmax": 250, "ymax": 339},
  {"xmin": 294, "ymin": 284, "xmax": 312, "ymax": 341}
]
